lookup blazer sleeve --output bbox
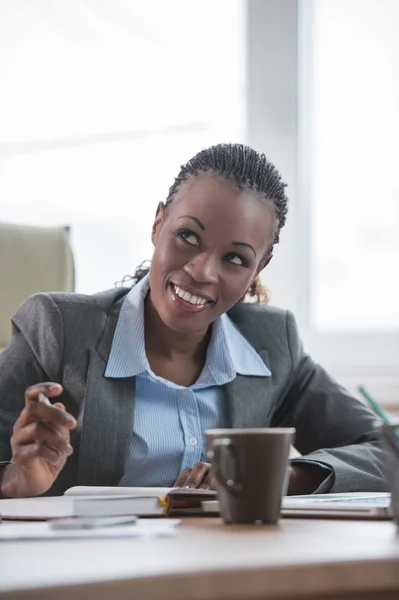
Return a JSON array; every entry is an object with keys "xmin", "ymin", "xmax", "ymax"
[
  {"xmin": 0, "ymin": 294, "xmax": 64, "ymax": 462},
  {"xmin": 270, "ymin": 311, "xmax": 387, "ymax": 493}
]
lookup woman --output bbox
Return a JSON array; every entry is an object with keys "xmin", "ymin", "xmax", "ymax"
[{"xmin": 0, "ymin": 144, "xmax": 386, "ymax": 498}]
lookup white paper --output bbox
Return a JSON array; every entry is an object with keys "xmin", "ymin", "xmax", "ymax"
[
  {"xmin": 64, "ymin": 486, "xmax": 173, "ymax": 497},
  {"xmin": 0, "ymin": 518, "xmax": 181, "ymax": 540}
]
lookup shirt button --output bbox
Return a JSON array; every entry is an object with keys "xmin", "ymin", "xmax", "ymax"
[{"xmin": 189, "ymin": 437, "xmax": 198, "ymax": 446}]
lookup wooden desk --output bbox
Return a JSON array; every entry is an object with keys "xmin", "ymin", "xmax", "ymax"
[{"xmin": 1, "ymin": 517, "xmax": 399, "ymax": 600}]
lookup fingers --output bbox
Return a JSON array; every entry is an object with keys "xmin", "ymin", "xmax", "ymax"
[
  {"xmin": 198, "ymin": 471, "xmax": 213, "ymax": 490},
  {"xmin": 25, "ymin": 382, "xmax": 63, "ymax": 406},
  {"xmin": 13, "ymin": 440, "xmax": 69, "ymax": 467},
  {"xmin": 23, "ymin": 401, "xmax": 76, "ymax": 429},
  {"xmin": 16, "ymin": 383, "xmax": 77, "ymax": 432},
  {"xmin": 11, "ymin": 382, "xmax": 76, "ymax": 468},
  {"xmin": 14, "ymin": 420, "xmax": 73, "ymax": 457},
  {"xmin": 11, "ymin": 415, "xmax": 74, "ymax": 469},
  {"xmin": 174, "ymin": 467, "xmax": 192, "ymax": 488},
  {"xmin": 174, "ymin": 462, "xmax": 211, "ymax": 489},
  {"xmin": 183, "ymin": 462, "xmax": 211, "ymax": 488}
]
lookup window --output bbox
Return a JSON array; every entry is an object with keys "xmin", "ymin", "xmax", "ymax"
[
  {"xmin": 310, "ymin": 0, "xmax": 399, "ymax": 333},
  {"xmin": 0, "ymin": 0, "xmax": 246, "ymax": 293},
  {"xmin": 248, "ymin": 0, "xmax": 399, "ymax": 404}
]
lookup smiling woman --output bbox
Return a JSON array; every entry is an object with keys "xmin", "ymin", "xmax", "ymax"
[
  {"xmin": 127, "ymin": 143, "xmax": 285, "ymax": 308},
  {"xmin": 0, "ymin": 143, "xmax": 390, "ymax": 499}
]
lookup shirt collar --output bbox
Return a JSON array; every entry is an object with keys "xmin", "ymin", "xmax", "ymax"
[
  {"xmin": 105, "ymin": 275, "xmax": 150, "ymax": 378},
  {"xmin": 105, "ymin": 275, "xmax": 271, "ymax": 383}
]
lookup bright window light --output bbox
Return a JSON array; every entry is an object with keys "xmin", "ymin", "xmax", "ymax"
[
  {"xmin": 310, "ymin": 0, "xmax": 399, "ymax": 332},
  {"xmin": 0, "ymin": 0, "xmax": 246, "ymax": 293}
]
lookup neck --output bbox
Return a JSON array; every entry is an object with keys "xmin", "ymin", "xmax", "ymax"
[{"xmin": 144, "ymin": 292, "xmax": 211, "ymax": 361}]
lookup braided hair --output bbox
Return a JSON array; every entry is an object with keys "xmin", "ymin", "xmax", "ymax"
[{"xmin": 122, "ymin": 143, "xmax": 288, "ymax": 303}]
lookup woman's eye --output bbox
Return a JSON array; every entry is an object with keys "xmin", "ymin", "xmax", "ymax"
[
  {"xmin": 179, "ymin": 230, "xmax": 199, "ymax": 247},
  {"xmin": 226, "ymin": 253, "xmax": 244, "ymax": 266}
]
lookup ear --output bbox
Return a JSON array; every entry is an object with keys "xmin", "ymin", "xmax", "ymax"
[
  {"xmin": 256, "ymin": 253, "xmax": 273, "ymax": 276},
  {"xmin": 151, "ymin": 202, "xmax": 166, "ymax": 246}
]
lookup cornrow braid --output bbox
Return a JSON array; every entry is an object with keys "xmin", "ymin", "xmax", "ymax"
[
  {"xmin": 120, "ymin": 143, "xmax": 289, "ymax": 304},
  {"xmin": 166, "ymin": 143, "xmax": 288, "ymax": 250}
]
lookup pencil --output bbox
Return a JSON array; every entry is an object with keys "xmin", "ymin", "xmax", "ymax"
[
  {"xmin": 38, "ymin": 392, "xmax": 51, "ymax": 406},
  {"xmin": 358, "ymin": 385, "xmax": 399, "ymax": 445},
  {"xmin": 358, "ymin": 385, "xmax": 391, "ymax": 424}
]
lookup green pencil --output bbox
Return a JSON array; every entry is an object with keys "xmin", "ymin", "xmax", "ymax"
[
  {"xmin": 358, "ymin": 385, "xmax": 399, "ymax": 446},
  {"xmin": 357, "ymin": 385, "xmax": 391, "ymax": 424}
]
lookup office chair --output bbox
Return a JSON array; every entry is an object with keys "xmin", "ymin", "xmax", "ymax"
[{"xmin": 0, "ymin": 223, "xmax": 75, "ymax": 351}]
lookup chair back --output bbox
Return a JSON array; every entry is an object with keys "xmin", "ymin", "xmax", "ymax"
[{"xmin": 0, "ymin": 223, "xmax": 75, "ymax": 349}]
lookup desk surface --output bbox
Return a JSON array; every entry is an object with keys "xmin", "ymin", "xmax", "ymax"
[{"xmin": 1, "ymin": 517, "xmax": 399, "ymax": 600}]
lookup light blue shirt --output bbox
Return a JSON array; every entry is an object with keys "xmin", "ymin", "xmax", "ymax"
[{"xmin": 105, "ymin": 275, "xmax": 270, "ymax": 487}]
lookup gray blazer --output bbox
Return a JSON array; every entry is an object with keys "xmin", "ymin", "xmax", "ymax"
[{"xmin": 0, "ymin": 288, "xmax": 387, "ymax": 495}]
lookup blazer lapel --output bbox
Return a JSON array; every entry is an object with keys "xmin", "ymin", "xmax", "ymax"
[
  {"xmin": 77, "ymin": 299, "xmax": 135, "ymax": 486},
  {"xmin": 225, "ymin": 351, "xmax": 274, "ymax": 428},
  {"xmin": 77, "ymin": 350, "xmax": 135, "ymax": 486}
]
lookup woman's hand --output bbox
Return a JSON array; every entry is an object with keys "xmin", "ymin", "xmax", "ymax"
[
  {"xmin": 173, "ymin": 462, "xmax": 328, "ymax": 494},
  {"xmin": 287, "ymin": 463, "xmax": 328, "ymax": 495},
  {"xmin": 0, "ymin": 382, "xmax": 77, "ymax": 499},
  {"xmin": 173, "ymin": 461, "xmax": 213, "ymax": 489}
]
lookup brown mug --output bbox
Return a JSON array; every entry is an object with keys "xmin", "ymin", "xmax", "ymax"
[{"xmin": 206, "ymin": 427, "xmax": 295, "ymax": 524}]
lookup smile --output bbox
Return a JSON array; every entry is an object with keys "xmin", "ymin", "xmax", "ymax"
[
  {"xmin": 169, "ymin": 283, "xmax": 214, "ymax": 311},
  {"xmin": 174, "ymin": 284, "xmax": 208, "ymax": 305}
]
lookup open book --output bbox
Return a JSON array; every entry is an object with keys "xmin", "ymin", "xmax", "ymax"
[
  {"xmin": 0, "ymin": 486, "xmax": 217, "ymax": 520},
  {"xmin": 66, "ymin": 485, "xmax": 217, "ymax": 516}
]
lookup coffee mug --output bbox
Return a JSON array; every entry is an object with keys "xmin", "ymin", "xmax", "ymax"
[{"xmin": 206, "ymin": 427, "xmax": 295, "ymax": 524}]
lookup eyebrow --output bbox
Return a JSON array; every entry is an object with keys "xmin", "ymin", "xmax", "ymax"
[
  {"xmin": 177, "ymin": 215, "xmax": 205, "ymax": 230},
  {"xmin": 177, "ymin": 215, "xmax": 257, "ymax": 257},
  {"xmin": 232, "ymin": 242, "xmax": 257, "ymax": 258}
]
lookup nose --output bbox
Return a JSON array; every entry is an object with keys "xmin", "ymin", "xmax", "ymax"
[{"xmin": 183, "ymin": 252, "xmax": 218, "ymax": 285}]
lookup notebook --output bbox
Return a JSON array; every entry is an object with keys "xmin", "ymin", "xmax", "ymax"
[
  {"xmin": 201, "ymin": 492, "xmax": 393, "ymax": 520},
  {"xmin": 0, "ymin": 486, "xmax": 216, "ymax": 520}
]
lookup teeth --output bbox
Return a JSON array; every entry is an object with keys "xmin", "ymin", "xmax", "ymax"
[{"xmin": 173, "ymin": 285, "xmax": 208, "ymax": 306}]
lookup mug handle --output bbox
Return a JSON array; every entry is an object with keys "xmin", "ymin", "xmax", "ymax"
[{"xmin": 211, "ymin": 438, "xmax": 243, "ymax": 497}]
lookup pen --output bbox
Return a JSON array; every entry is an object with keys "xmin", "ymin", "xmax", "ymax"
[
  {"xmin": 38, "ymin": 393, "xmax": 51, "ymax": 406},
  {"xmin": 49, "ymin": 515, "xmax": 138, "ymax": 530}
]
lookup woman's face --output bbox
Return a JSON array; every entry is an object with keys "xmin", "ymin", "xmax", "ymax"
[{"xmin": 149, "ymin": 174, "xmax": 275, "ymax": 334}]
